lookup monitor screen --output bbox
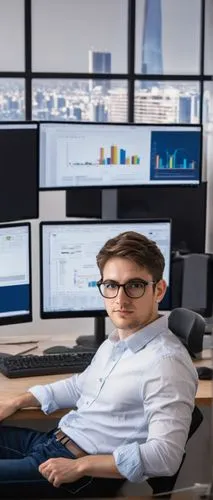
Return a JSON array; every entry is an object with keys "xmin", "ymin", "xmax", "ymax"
[
  {"xmin": 40, "ymin": 219, "xmax": 171, "ymax": 319},
  {"xmin": 0, "ymin": 122, "xmax": 38, "ymax": 222},
  {"xmin": 0, "ymin": 223, "xmax": 32, "ymax": 325},
  {"xmin": 39, "ymin": 122, "xmax": 201, "ymax": 189}
]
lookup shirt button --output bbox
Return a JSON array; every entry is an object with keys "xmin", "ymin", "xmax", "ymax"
[{"xmin": 99, "ymin": 378, "xmax": 103, "ymax": 383}]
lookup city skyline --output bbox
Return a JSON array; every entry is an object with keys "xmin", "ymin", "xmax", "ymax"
[{"xmin": 0, "ymin": 77, "xmax": 205, "ymax": 124}]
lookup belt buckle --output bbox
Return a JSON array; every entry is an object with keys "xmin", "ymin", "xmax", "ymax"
[
  {"xmin": 54, "ymin": 428, "xmax": 62, "ymax": 440},
  {"xmin": 54, "ymin": 429, "xmax": 70, "ymax": 447}
]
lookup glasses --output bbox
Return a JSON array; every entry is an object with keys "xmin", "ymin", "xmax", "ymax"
[{"xmin": 97, "ymin": 279, "xmax": 156, "ymax": 299}]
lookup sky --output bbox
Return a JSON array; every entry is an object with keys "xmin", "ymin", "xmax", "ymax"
[
  {"xmin": 0, "ymin": 0, "xmax": 212, "ymax": 75},
  {"xmin": 31, "ymin": 0, "xmax": 203, "ymax": 74}
]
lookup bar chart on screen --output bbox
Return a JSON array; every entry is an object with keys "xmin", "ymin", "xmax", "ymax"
[{"xmin": 150, "ymin": 130, "xmax": 201, "ymax": 182}]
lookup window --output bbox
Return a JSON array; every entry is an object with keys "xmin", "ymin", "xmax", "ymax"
[
  {"xmin": 0, "ymin": 79, "xmax": 25, "ymax": 121},
  {"xmin": 204, "ymin": 0, "xmax": 213, "ymax": 75},
  {"xmin": 31, "ymin": 0, "xmax": 128, "ymax": 73},
  {"xmin": 135, "ymin": 0, "xmax": 201, "ymax": 75},
  {"xmin": 0, "ymin": 0, "xmax": 210, "ymax": 127},
  {"xmin": 32, "ymin": 79, "xmax": 128, "ymax": 122},
  {"xmin": 134, "ymin": 81, "xmax": 200, "ymax": 124},
  {"xmin": 0, "ymin": 0, "xmax": 24, "ymax": 71}
]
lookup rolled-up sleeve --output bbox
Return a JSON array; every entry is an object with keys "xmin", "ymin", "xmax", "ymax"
[
  {"xmin": 28, "ymin": 373, "xmax": 82, "ymax": 414},
  {"xmin": 113, "ymin": 355, "xmax": 197, "ymax": 483},
  {"xmin": 113, "ymin": 442, "xmax": 144, "ymax": 483},
  {"xmin": 28, "ymin": 352, "xmax": 98, "ymax": 414}
]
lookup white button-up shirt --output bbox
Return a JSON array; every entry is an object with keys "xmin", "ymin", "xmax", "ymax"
[{"xmin": 29, "ymin": 315, "xmax": 198, "ymax": 483}]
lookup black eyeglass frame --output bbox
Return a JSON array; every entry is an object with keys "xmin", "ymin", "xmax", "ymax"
[{"xmin": 97, "ymin": 279, "xmax": 157, "ymax": 299}]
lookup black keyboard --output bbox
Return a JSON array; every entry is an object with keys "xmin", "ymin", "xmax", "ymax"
[{"xmin": 0, "ymin": 351, "xmax": 95, "ymax": 378}]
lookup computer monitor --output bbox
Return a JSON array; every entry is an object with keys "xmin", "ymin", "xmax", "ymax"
[
  {"xmin": 66, "ymin": 184, "xmax": 207, "ymax": 248},
  {"xmin": 40, "ymin": 219, "xmax": 171, "ymax": 347},
  {"xmin": 0, "ymin": 122, "xmax": 38, "ymax": 222},
  {"xmin": 39, "ymin": 122, "xmax": 202, "ymax": 189},
  {"xmin": 0, "ymin": 223, "xmax": 32, "ymax": 325},
  {"xmin": 117, "ymin": 183, "xmax": 207, "ymax": 253}
]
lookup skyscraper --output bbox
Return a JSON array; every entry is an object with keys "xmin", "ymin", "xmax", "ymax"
[
  {"xmin": 141, "ymin": 0, "xmax": 163, "ymax": 84},
  {"xmin": 88, "ymin": 50, "xmax": 111, "ymax": 93},
  {"xmin": 89, "ymin": 51, "xmax": 111, "ymax": 74},
  {"xmin": 179, "ymin": 96, "xmax": 191, "ymax": 123}
]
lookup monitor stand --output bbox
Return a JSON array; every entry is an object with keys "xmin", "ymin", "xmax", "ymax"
[
  {"xmin": 76, "ymin": 189, "xmax": 117, "ymax": 349},
  {"xmin": 76, "ymin": 316, "xmax": 106, "ymax": 349}
]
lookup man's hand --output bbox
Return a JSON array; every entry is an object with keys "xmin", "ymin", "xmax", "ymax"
[
  {"xmin": 39, "ymin": 458, "xmax": 83, "ymax": 487},
  {"xmin": 39, "ymin": 454, "xmax": 123, "ymax": 487},
  {"xmin": 0, "ymin": 392, "xmax": 40, "ymax": 421}
]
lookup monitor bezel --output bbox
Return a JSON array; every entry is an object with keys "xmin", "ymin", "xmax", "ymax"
[
  {"xmin": 0, "ymin": 121, "xmax": 39, "ymax": 221},
  {"xmin": 40, "ymin": 218, "xmax": 172, "ymax": 319},
  {"xmin": 0, "ymin": 222, "xmax": 32, "ymax": 326},
  {"xmin": 38, "ymin": 121, "xmax": 203, "ymax": 191}
]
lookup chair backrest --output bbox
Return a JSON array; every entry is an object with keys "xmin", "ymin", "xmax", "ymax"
[
  {"xmin": 168, "ymin": 307, "xmax": 205, "ymax": 356},
  {"xmin": 147, "ymin": 308, "xmax": 205, "ymax": 496}
]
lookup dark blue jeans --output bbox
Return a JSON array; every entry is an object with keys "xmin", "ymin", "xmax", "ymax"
[{"xmin": 0, "ymin": 425, "xmax": 125, "ymax": 498}]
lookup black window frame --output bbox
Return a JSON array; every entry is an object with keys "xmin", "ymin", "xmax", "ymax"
[{"xmin": 0, "ymin": 0, "xmax": 211, "ymax": 125}]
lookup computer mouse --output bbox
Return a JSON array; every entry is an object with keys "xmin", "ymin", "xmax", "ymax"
[
  {"xmin": 196, "ymin": 366, "xmax": 213, "ymax": 380},
  {"xmin": 43, "ymin": 346, "xmax": 73, "ymax": 354},
  {"xmin": 72, "ymin": 345, "xmax": 97, "ymax": 352}
]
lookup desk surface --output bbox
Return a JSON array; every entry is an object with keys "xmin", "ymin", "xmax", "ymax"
[{"xmin": 0, "ymin": 350, "xmax": 212, "ymax": 421}]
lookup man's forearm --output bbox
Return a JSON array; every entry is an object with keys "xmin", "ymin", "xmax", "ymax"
[
  {"xmin": 0, "ymin": 391, "xmax": 41, "ymax": 421},
  {"xmin": 77, "ymin": 454, "xmax": 124, "ymax": 479},
  {"xmin": 14, "ymin": 392, "xmax": 41, "ymax": 410}
]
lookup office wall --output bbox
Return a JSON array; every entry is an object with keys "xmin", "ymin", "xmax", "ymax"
[{"xmin": 205, "ymin": 118, "xmax": 213, "ymax": 253}]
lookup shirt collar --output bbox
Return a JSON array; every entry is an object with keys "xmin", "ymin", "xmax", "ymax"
[{"xmin": 108, "ymin": 314, "xmax": 168, "ymax": 353}]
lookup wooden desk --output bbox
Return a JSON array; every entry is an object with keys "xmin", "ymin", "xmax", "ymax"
[
  {"xmin": 0, "ymin": 350, "xmax": 212, "ymax": 422},
  {"xmin": 193, "ymin": 349, "xmax": 213, "ymax": 406},
  {"xmin": 0, "ymin": 372, "xmax": 69, "ymax": 421}
]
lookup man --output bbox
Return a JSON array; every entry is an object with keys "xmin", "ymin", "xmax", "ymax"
[{"xmin": 0, "ymin": 231, "xmax": 197, "ymax": 497}]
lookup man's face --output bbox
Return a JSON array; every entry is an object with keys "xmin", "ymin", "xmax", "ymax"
[{"xmin": 102, "ymin": 257, "xmax": 167, "ymax": 337}]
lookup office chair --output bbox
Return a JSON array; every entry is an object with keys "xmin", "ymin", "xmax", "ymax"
[
  {"xmin": 1, "ymin": 308, "xmax": 205, "ymax": 499},
  {"xmin": 146, "ymin": 307, "xmax": 205, "ymax": 497}
]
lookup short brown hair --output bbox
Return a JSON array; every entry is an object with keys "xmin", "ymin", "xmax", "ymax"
[{"xmin": 96, "ymin": 231, "xmax": 165, "ymax": 282}]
